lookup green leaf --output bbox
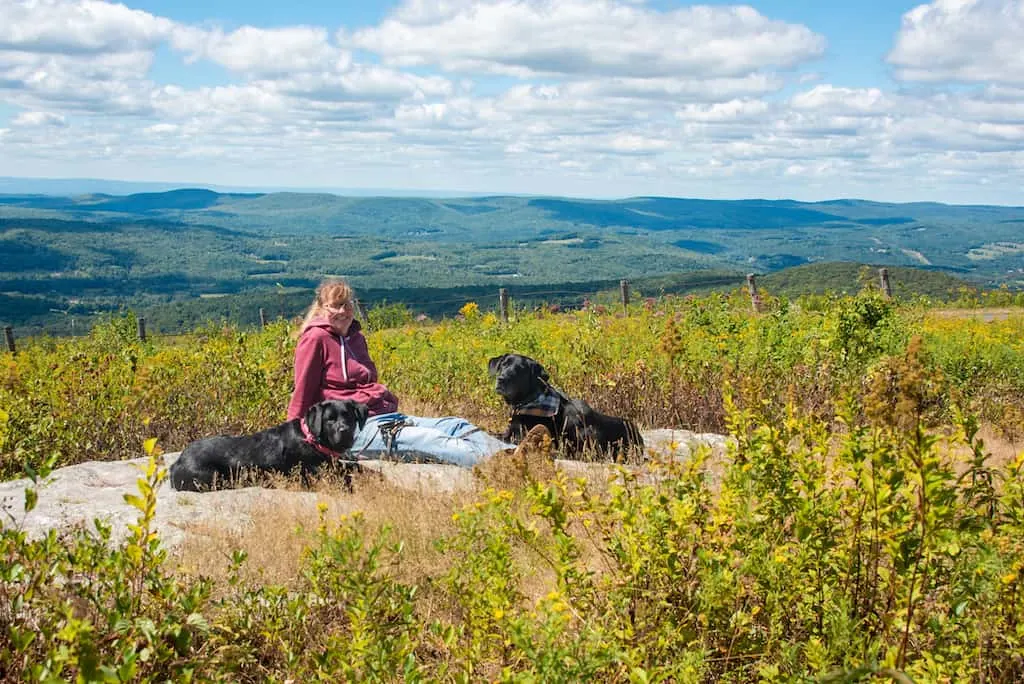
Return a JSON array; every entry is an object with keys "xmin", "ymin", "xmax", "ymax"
[
  {"xmin": 123, "ymin": 493, "xmax": 146, "ymax": 512},
  {"xmin": 186, "ymin": 612, "xmax": 209, "ymax": 629},
  {"xmin": 24, "ymin": 487, "xmax": 38, "ymax": 513}
]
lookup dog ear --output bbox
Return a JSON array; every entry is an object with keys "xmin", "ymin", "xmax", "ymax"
[
  {"xmin": 531, "ymin": 359, "xmax": 549, "ymax": 382},
  {"xmin": 351, "ymin": 401, "xmax": 368, "ymax": 430},
  {"xmin": 487, "ymin": 354, "xmax": 508, "ymax": 377},
  {"xmin": 305, "ymin": 402, "xmax": 325, "ymax": 437}
]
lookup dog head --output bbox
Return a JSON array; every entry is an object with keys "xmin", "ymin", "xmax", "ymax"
[
  {"xmin": 487, "ymin": 353, "xmax": 549, "ymax": 405},
  {"xmin": 305, "ymin": 400, "xmax": 368, "ymax": 452}
]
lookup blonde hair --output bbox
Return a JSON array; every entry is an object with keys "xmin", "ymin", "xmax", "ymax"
[{"xmin": 297, "ymin": 278, "xmax": 355, "ymax": 335}]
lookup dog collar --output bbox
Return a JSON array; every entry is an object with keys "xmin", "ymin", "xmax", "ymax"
[
  {"xmin": 513, "ymin": 407, "xmax": 559, "ymax": 418},
  {"xmin": 300, "ymin": 418, "xmax": 348, "ymax": 461},
  {"xmin": 512, "ymin": 388, "xmax": 563, "ymax": 418}
]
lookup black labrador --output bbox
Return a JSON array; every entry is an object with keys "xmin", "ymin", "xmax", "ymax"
[
  {"xmin": 487, "ymin": 353, "xmax": 644, "ymax": 461},
  {"xmin": 169, "ymin": 399, "xmax": 368, "ymax": 492}
]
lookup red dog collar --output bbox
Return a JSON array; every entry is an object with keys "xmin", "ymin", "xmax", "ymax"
[{"xmin": 300, "ymin": 417, "xmax": 348, "ymax": 461}]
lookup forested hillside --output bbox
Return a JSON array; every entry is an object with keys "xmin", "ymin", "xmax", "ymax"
[{"xmin": 2, "ymin": 190, "xmax": 1021, "ymax": 335}]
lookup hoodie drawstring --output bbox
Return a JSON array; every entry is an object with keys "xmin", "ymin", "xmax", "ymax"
[{"xmin": 338, "ymin": 334, "xmax": 349, "ymax": 382}]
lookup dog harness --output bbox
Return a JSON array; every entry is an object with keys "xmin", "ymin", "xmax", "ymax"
[
  {"xmin": 512, "ymin": 386, "xmax": 567, "ymax": 418},
  {"xmin": 300, "ymin": 417, "xmax": 349, "ymax": 461},
  {"xmin": 373, "ymin": 417, "xmax": 409, "ymax": 456},
  {"xmin": 342, "ymin": 416, "xmax": 412, "ymax": 460}
]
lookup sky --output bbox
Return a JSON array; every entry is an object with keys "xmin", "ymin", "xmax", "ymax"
[{"xmin": 1, "ymin": 0, "xmax": 1023, "ymax": 204}]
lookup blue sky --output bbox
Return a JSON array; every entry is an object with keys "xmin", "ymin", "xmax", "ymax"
[{"xmin": 1, "ymin": 0, "xmax": 1023, "ymax": 204}]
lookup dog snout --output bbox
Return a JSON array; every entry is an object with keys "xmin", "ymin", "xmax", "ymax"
[
  {"xmin": 494, "ymin": 371, "xmax": 516, "ymax": 395},
  {"xmin": 328, "ymin": 421, "xmax": 357, "ymax": 451}
]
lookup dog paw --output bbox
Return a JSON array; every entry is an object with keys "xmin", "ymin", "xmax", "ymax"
[
  {"xmin": 475, "ymin": 425, "xmax": 555, "ymax": 488},
  {"xmin": 513, "ymin": 424, "xmax": 553, "ymax": 460}
]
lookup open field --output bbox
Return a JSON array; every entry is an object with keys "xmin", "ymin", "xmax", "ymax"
[{"xmin": 930, "ymin": 307, "xmax": 1019, "ymax": 322}]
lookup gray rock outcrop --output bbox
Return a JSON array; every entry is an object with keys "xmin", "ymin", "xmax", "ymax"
[{"xmin": 0, "ymin": 429, "xmax": 730, "ymax": 550}]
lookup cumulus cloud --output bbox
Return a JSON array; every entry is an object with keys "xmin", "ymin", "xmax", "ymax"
[
  {"xmin": 0, "ymin": 1, "xmax": 455, "ymax": 118},
  {"xmin": 273, "ymin": 67, "xmax": 453, "ymax": 103},
  {"xmin": 0, "ymin": 0, "xmax": 171, "ymax": 115},
  {"xmin": 0, "ymin": 0, "xmax": 173, "ymax": 53},
  {"xmin": 143, "ymin": 122, "xmax": 176, "ymax": 135},
  {"xmin": 600, "ymin": 133, "xmax": 672, "ymax": 155},
  {"xmin": 11, "ymin": 110, "xmax": 66, "ymax": 126},
  {"xmin": 889, "ymin": 0, "xmax": 1024, "ymax": 84},
  {"xmin": 790, "ymin": 85, "xmax": 890, "ymax": 115},
  {"xmin": 148, "ymin": 84, "xmax": 288, "ymax": 120},
  {"xmin": 675, "ymin": 99, "xmax": 771, "ymax": 123},
  {"xmin": 0, "ymin": 50, "xmax": 157, "ymax": 114},
  {"xmin": 348, "ymin": 0, "xmax": 825, "ymax": 78},
  {"xmin": 170, "ymin": 25, "xmax": 345, "ymax": 77},
  {"xmin": 573, "ymin": 74, "xmax": 785, "ymax": 103}
]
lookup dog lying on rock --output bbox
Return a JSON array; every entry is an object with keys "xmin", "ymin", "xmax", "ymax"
[
  {"xmin": 487, "ymin": 353, "xmax": 644, "ymax": 461},
  {"xmin": 170, "ymin": 399, "xmax": 368, "ymax": 491}
]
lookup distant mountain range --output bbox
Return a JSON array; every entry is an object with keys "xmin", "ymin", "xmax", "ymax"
[
  {"xmin": 1, "ymin": 185, "xmax": 1021, "ymax": 336},
  {"xmin": 1, "ymin": 185, "xmax": 1021, "ymax": 272},
  {"xmin": 0, "ymin": 176, "xmax": 497, "ymax": 198},
  {"xmin": 2, "ymin": 184, "xmax": 1021, "ymax": 225}
]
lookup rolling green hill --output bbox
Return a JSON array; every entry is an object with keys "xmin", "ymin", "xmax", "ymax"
[
  {"xmin": 0, "ymin": 189, "xmax": 1020, "ymax": 336},
  {"xmin": 758, "ymin": 262, "xmax": 976, "ymax": 299}
]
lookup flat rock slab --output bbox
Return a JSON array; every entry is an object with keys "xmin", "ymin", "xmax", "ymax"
[
  {"xmin": 0, "ymin": 456, "xmax": 330, "ymax": 550},
  {"xmin": 0, "ymin": 429, "xmax": 731, "ymax": 550},
  {"xmin": 641, "ymin": 429, "xmax": 731, "ymax": 460}
]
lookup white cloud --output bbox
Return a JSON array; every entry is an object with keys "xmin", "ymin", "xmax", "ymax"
[
  {"xmin": 274, "ymin": 67, "xmax": 453, "ymax": 103},
  {"xmin": 143, "ymin": 122, "xmax": 176, "ymax": 134},
  {"xmin": 573, "ymin": 74, "xmax": 784, "ymax": 103},
  {"xmin": 149, "ymin": 83, "xmax": 288, "ymax": 121},
  {"xmin": 170, "ymin": 25, "xmax": 344, "ymax": 76},
  {"xmin": 790, "ymin": 85, "xmax": 890, "ymax": 115},
  {"xmin": 889, "ymin": 0, "xmax": 1024, "ymax": 83},
  {"xmin": 888, "ymin": 114, "xmax": 1024, "ymax": 153},
  {"xmin": 0, "ymin": 0, "xmax": 173, "ymax": 53},
  {"xmin": 349, "ymin": 0, "xmax": 825, "ymax": 78},
  {"xmin": 0, "ymin": 0, "xmax": 170, "ymax": 116},
  {"xmin": 675, "ymin": 99, "xmax": 770, "ymax": 123},
  {"xmin": 601, "ymin": 133, "xmax": 672, "ymax": 155},
  {"xmin": 0, "ymin": 49, "xmax": 157, "ymax": 114},
  {"xmin": 11, "ymin": 109, "xmax": 66, "ymax": 126}
]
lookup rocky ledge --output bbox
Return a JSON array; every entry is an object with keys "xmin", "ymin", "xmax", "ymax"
[{"xmin": 0, "ymin": 429, "xmax": 730, "ymax": 550}]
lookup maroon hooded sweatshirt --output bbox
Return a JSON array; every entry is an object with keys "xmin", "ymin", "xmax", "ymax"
[{"xmin": 287, "ymin": 317, "xmax": 399, "ymax": 421}]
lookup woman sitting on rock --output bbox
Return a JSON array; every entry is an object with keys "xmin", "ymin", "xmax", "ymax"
[{"xmin": 287, "ymin": 278, "xmax": 544, "ymax": 467}]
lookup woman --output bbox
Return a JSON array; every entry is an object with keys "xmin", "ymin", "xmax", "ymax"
[{"xmin": 287, "ymin": 278, "xmax": 519, "ymax": 468}]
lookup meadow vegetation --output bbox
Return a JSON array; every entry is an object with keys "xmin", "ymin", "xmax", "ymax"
[{"xmin": 2, "ymin": 288, "xmax": 1023, "ymax": 681}]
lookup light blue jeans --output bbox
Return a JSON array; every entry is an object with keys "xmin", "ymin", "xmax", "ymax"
[{"xmin": 347, "ymin": 413, "xmax": 515, "ymax": 468}]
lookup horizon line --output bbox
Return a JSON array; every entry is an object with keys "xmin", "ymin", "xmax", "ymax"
[{"xmin": 1, "ymin": 174, "xmax": 1023, "ymax": 209}]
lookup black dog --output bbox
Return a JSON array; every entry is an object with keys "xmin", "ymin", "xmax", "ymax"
[
  {"xmin": 169, "ymin": 400, "xmax": 368, "ymax": 492},
  {"xmin": 487, "ymin": 353, "xmax": 644, "ymax": 460}
]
